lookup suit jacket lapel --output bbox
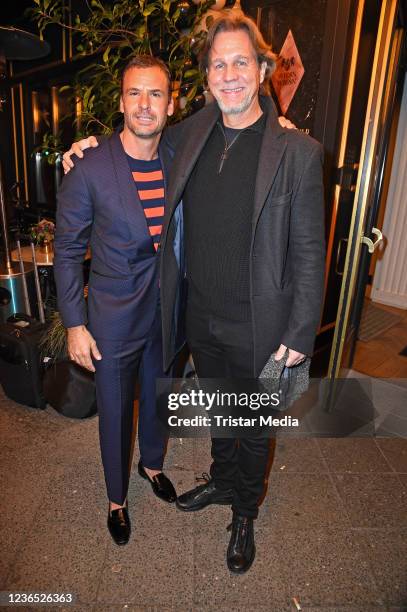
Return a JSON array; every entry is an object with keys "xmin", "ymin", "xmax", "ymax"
[
  {"xmin": 253, "ymin": 97, "xmax": 287, "ymax": 229},
  {"xmin": 108, "ymin": 130, "xmax": 151, "ymax": 239}
]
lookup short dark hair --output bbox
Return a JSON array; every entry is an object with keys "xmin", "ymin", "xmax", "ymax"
[
  {"xmin": 121, "ymin": 54, "xmax": 172, "ymax": 99},
  {"xmin": 199, "ymin": 11, "xmax": 277, "ymax": 94}
]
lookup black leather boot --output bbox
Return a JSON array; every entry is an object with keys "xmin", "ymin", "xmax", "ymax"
[
  {"xmin": 176, "ymin": 474, "xmax": 233, "ymax": 512},
  {"xmin": 226, "ymin": 514, "xmax": 255, "ymax": 573}
]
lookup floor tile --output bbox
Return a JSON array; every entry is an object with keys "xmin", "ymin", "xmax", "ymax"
[
  {"xmin": 97, "ymin": 551, "xmax": 193, "ymax": 607},
  {"xmin": 5, "ymin": 522, "xmax": 107, "ymax": 605},
  {"xmin": 355, "ymin": 528, "xmax": 407, "ymax": 606},
  {"xmin": 397, "ymin": 473, "xmax": 407, "ymax": 489},
  {"xmin": 36, "ymin": 462, "xmax": 107, "ymax": 526},
  {"xmin": 0, "ymin": 400, "xmax": 70, "ymax": 452},
  {"xmin": 0, "ymin": 465, "xmax": 55, "ymax": 588},
  {"xmin": 317, "ymin": 438, "xmax": 392, "ymax": 472},
  {"xmin": 193, "ymin": 606, "xmax": 289, "ymax": 612},
  {"xmin": 164, "ymin": 436, "xmax": 195, "ymax": 470},
  {"xmin": 259, "ymin": 473, "xmax": 349, "ymax": 530},
  {"xmin": 295, "ymin": 607, "xmax": 395, "ymax": 612},
  {"xmin": 193, "ymin": 437, "xmax": 213, "ymax": 472},
  {"xmin": 333, "ymin": 473, "xmax": 407, "ymax": 528},
  {"xmin": 19, "ymin": 606, "xmax": 93, "ymax": 612},
  {"xmin": 271, "ymin": 438, "xmax": 327, "ymax": 473},
  {"xmin": 375, "ymin": 438, "xmax": 407, "ymax": 472},
  {"xmin": 92, "ymin": 606, "xmax": 172, "ymax": 612},
  {"xmin": 278, "ymin": 528, "xmax": 383, "ymax": 607}
]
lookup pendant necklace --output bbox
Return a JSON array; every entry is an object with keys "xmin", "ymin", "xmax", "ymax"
[{"xmin": 217, "ymin": 122, "xmax": 247, "ymax": 174}]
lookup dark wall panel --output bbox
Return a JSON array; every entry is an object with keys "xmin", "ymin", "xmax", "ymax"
[{"xmin": 243, "ymin": 0, "xmax": 328, "ymax": 135}]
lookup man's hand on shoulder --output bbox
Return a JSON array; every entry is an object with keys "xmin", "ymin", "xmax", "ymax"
[
  {"xmin": 60, "ymin": 118, "xmax": 295, "ymax": 175},
  {"xmin": 275, "ymin": 343, "xmax": 306, "ymax": 367},
  {"xmin": 67, "ymin": 325, "xmax": 102, "ymax": 372},
  {"xmin": 62, "ymin": 136, "xmax": 99, "ymax": 174},
  {"xmin": 278, "ymin": 116, "xmax": 297, "ymax": 130}
]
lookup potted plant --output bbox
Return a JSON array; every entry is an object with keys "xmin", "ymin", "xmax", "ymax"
[{"xmin": 30, "ymin": 218, "xmax": 56, "ymax": 253}]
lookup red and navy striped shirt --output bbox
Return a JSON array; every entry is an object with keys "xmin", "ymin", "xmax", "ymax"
[{"xmin": 126, "ymin": 155, "xmax": 165, "ymax": 252}]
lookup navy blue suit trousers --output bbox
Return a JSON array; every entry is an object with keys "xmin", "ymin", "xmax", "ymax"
[{"xmin": 94, "ymin": 301, "xmax": 167, "ymax": 505}]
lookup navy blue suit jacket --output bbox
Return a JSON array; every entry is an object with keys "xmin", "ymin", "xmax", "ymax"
[{"xmin": 54, "ymin": 129, "xmax": 172, "ymax": 340}]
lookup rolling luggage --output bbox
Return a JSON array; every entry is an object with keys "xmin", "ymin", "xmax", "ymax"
[
  {"xmin": 0, "ymin": 239, "xmax": 47, "ymax": 408},
  {"xmin": 0, "ymin": 316, "xmax": 47, "ymax": 408}
]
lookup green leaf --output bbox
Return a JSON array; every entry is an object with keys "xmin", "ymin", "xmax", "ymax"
[
  {"xmin": 183, "ymin": 68, "xmax": 199, "ymax": 79},
  {"xmin": 143, "ymin": 3, "xmax": 159, "ymax": 16},
  {"xmin": 186, "ymin": 84, "xmax": 198, "ymax": 101},
  {"xmin": 82, "ymin": 87, "xmax": 92, "ymax": 109},
  {"xmin": 103, "ymin": 46, "xmax": 110, "ymax": 63}
]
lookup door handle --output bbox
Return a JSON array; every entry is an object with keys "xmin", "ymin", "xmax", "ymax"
[{"xmin": 361, "ymin": 227, "xmax": 383, "ymax": 253}]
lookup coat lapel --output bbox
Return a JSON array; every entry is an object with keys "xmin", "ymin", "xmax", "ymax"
[
  {"xmin": 158, "ymin": 138, "xmax": 172, "ymax": 205},
  {"xmin": 161, "ymin": 104, "xmax": 220, "ymax": 248},
  {"xmin": 108, "ymin": 130, "xmax": 151, "ymax": 240},
  {"xmin": 253, "ymin": 97, "xmax": 287, "ymax": 229},
  {"xmin": 166, "ymin": 104, "xmax": 220, "ymax": 207}
]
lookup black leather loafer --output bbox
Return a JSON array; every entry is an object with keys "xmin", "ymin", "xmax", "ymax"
[
  {"xmin": 226, "ymin": 514, "xmax": 255, "ymax": 574},
  {"xmin": 138, "ymin": 461, "xmax": 177, "ymax": 503},
  {"xmin": 107, "ymin": 505, "xmax": 131, "ymax": 546},
  {"xmin": 176, "ymin": 475, "xmax": 233, "ymax": 512}
]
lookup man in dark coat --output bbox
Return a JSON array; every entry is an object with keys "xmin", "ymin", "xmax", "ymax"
[{"xmin": 160, "ymin": 12, "xmax": 325, "ymax": 573}]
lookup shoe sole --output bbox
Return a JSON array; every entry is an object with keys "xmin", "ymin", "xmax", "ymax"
[
  {"xmin": 175, "ymin": 498, "xmax": 233, "ymax": 512},
  {"xmin": 227, "ymin": 545, "xmax": 256, "ymax": 574},
  {"xmin": 107, "ymin": 528, "xmax": 131, "ymax": 546},
  {"xmin": 155, "ymin": 493, "xmax": 177, "ymax": 503},
  {"xmin": 111, "ymin": 537, "xmax": 130, "ymax": 546}
]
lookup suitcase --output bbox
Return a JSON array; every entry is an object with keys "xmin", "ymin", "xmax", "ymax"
[
  {"xmin": 0, "ymin": 317, "xmax": 47, "ymax": 408},
  {"xmin": 0, "ymin": 238, "xmax": 48, "ymax": 408},
  {"xmin": 43, "ymin": 359, "xmax": 97, "ymax": 419}
]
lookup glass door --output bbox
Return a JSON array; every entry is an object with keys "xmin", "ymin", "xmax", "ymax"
[{"xmin": 328, "ymin": 0, "xmax": 403, "ymax": 378}]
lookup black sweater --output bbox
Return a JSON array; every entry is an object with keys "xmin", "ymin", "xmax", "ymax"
[{"xmin": 183, "ymin": 112, "xmax": 266, "ymax": 321}]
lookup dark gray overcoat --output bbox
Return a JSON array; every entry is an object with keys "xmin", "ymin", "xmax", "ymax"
[{"xmin": 160, "ymin": 96, "xmax": 326, "ymax": 375}]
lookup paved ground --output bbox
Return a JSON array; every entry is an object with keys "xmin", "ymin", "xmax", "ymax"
[{"xmin": 1, "ymin": 383, "xmax": 407, "ymax": 611}]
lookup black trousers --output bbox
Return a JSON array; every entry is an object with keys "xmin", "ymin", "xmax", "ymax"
[{"xmin": 186, "ymin": 305, "xmax": 270, "ymax": 519}]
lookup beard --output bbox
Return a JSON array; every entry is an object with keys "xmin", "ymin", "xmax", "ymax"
[{"xmin": 214, "ymin": 89, "xmax": 256, "ymax": 116}]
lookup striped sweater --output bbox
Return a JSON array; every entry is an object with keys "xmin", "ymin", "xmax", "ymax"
[{"xmin": 126, "ymin": 154, "xmax": 164, "ymax": 252}]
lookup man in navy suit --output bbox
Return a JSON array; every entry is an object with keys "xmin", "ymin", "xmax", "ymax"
[{"xmin": 54, "ymin": 55, "xmax": 177, "ymax": 546}]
